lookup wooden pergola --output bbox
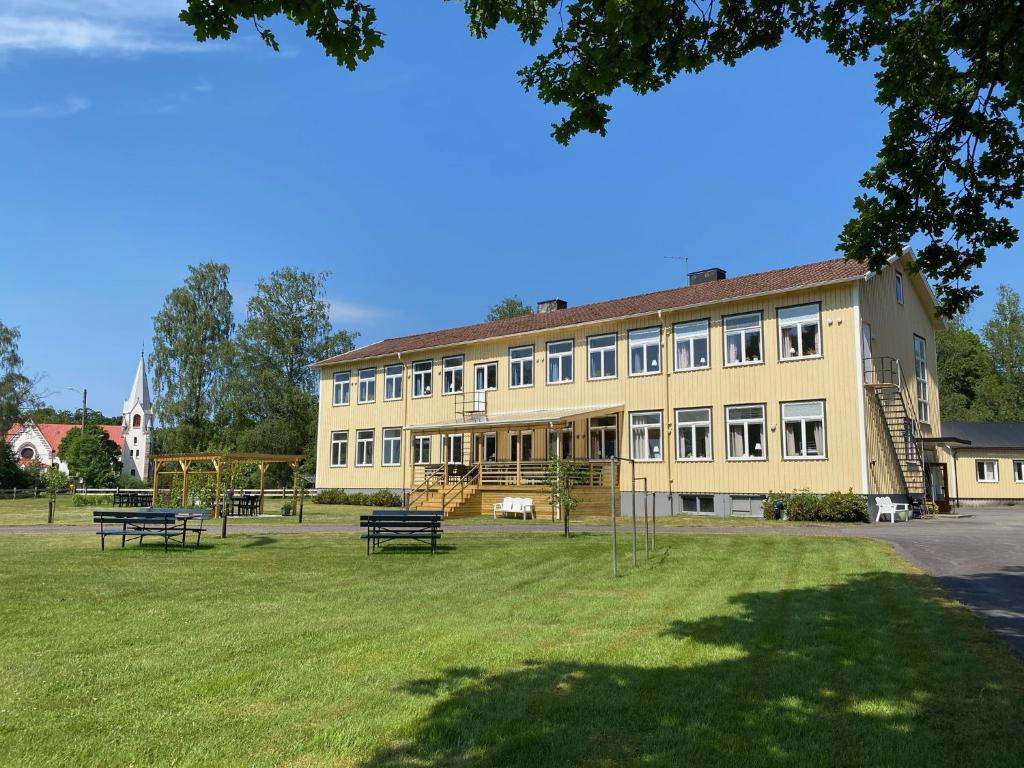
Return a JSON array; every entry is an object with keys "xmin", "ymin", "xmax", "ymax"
[{"xmin": 151, "ymin": 452, "xmax": 305, "ymax": 537}]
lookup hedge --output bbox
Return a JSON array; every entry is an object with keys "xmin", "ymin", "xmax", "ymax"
[
  {"xmin": 763, "ymin": 490, "xmax": 868, "ymax": 523},
  {"xmin": 313, "ymin": 489, "xmax": 402, "ymax": 507}
]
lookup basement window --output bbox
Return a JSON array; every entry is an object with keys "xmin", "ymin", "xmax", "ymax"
[{"xmin": 680, "ymin": 495, "xmax": 714, "ymax": 515}]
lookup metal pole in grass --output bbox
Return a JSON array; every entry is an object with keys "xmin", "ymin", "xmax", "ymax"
[
  {"xmin": 631, "ymin": 461, "xmax": 638, "ymax": 567},
  {"xmin": 610, "ymin": 458, "xmax": 617, "ymax": 578},
  {"xmin": 643, "ymin": 483, "xmax": 649, "ymax": 561},
  {"xmin": 651, "ymin": 490, "xmax": 657, "ymax": 553}
]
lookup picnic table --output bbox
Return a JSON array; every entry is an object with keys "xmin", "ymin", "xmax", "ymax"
[
  {"xmin": 93, "ymin": 508, "xmax": 210, "ymax": 551},
  {"xmin": 359, "ymin": 511, "xmax": 443, "ymax": 554},
  {"xmin": 112, "ymin": 489, "xmax": 155, "ymax": 508}
]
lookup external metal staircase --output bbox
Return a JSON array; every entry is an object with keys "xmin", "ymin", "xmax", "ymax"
[{"xmin": 864, "ymin": 357, "xmax": 925, "ymax": 500}]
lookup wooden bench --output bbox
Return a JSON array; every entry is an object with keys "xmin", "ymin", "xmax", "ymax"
[
  {"xmin": 93, "ymin": 508, "xmax": 210, "ymax": 551},
  {"xmin": 359, "ymin": 511, "xmax": 443, "ymax": 554}
]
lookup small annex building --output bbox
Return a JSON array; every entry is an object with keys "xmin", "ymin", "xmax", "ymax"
[{"xmin": 933, "ymin": 422, "xmax": 1024, "ymax": 506}]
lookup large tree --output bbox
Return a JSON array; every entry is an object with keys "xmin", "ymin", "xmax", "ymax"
[
  {"xmin": 151, "ymin": 263, "xmax": 235, "ymax": 452},
  {"xmin": 0, "ymin": 320, "xmax": 36, "ymax": 435},
  {"xmin": 226, "ymin": 268, "xmax": 356, "ymax": 467},
  {"xmin": 935, "ymin": 317, "xmax": 992, "ymax": 421},
  {"xmin": 976, "ymin": 285, "xmax": 1024, "ymax": 421},
  {"xmin": 58, "ymin": 426, "xmax": 122, "ymax": 487},
  {"xmin": 180, "ymin": 2, "xmax": 1024, "ymax": 317},
  {"xmin": 486, "ymin": 296, "xmax": 533, "ymax": 322}
]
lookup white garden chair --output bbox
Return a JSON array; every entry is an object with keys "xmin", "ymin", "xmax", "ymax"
[{"xmin": 875, "ymin": 496, "xmax": 910, "ymax": 523}]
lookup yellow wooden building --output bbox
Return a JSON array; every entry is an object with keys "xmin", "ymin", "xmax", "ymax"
[
  {"xmin": 931, "ymin": 422, "xmax": 1024, "ymax": 507},
  {"xmin": 314, "ymin": 250, "xmax": 944, "ymax": 518}
]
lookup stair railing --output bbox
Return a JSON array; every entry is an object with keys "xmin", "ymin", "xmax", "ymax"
[
  {"xmin": 407, "ymin": 465, "xmax": 444, "ymax": 509},
  {"xmin": 440, "ymin": 463, "xmax": 480, "ymax": 516},
  {"xmin": 864, "ymin": 355, "xmax": 926, "ymax": 489}
]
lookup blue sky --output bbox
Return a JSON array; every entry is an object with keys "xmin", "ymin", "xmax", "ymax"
[{"xmin": 1, "ymin": 1, "xmax": 1021, "ymax": 417}]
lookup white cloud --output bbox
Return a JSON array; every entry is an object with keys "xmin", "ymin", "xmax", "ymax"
[
  {"xmin": 0, "ymin": 1, "xmax": 196, "ymax": 55},
  {"xmin": 136, "ymin": 80, "xmax": 213, "ymax": 114},
  {"xmin": 1, "ymin": 94, "xmax": 90, "ymax": 118},
  {"xmin": 329, "ymin": 299, "xmax": 387, "ymax": 323}
]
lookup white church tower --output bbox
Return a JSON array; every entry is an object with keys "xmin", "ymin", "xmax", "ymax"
[{"xmin": 121, "ymin": 355, "xmax": 154, "ymax": 481}]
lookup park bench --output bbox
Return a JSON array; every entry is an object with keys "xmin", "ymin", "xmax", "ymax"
[
  {"xmin": 93, "ymin": 508, "xmax": 210, "ymax": 551},
  {"xmin": 112, "ymin": 489, "xmax": 154, "ymax": 508},
  {"xmin": 359, "ymin": 511, "xmax": 443, "ymax": 554}
]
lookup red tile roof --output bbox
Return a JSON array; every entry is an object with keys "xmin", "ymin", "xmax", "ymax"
[
  {"xmin": 316, "ymin": 257, "xmax": 871, "ymax": 366},
  {"xmin": 6, "ymin": 423, "xmax": 124, "ymax": 453}
]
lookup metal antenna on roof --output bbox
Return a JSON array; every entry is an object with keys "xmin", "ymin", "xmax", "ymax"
[{"xmin": 664, "ymin": 255, "xmax": 688, "ymax": 285}]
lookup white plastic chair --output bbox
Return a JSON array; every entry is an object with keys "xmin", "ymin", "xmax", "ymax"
[{"xmin": 875, "ymin": 496, "xmax": 910, "ymax": 523}]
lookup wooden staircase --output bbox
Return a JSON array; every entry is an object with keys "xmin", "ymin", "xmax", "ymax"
[{"xmin": 407, "ymin": 464, "xmax": 481, "ymax": 516}]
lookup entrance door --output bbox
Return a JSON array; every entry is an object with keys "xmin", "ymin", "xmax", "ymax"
[
  {"xmin": 473, "ymin": 432, "xmax": 497, "ymax": 463},
  {"xmin": 589, "ymin": 416, "xmax": 618, "ymax": 459},
  {"xmin": 510, "ymin": 431, "xmax": 533, "ymax": 461},
  {"xmin": 927, "ymin": 462, "xmax": 951, "ymax": 514}
]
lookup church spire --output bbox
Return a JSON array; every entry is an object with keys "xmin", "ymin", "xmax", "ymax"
[{"xmin": 124, "ymin": 354, "xmax": 152, "ymax": 414}]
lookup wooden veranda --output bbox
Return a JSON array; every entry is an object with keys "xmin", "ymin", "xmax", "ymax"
[{"xmin": 151, "ymin": 452, "xmax": 305, "ymax": 536}]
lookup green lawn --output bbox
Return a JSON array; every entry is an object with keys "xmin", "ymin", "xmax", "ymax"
[
  {"xmin": 0, "ymin": 533, "xmax": 1021, "ymax": 767},
  {"xmin": 0, "ymin": 495, "xmax": 802, "ymax": 529}
]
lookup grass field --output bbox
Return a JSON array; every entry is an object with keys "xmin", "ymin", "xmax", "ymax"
[
  {"xmin": 0, "ymin": 495, "xmax": 799, "ymax": 529},
  {"xmin": 1, "ymin": 532, "xmax": 1022, "ymax": 767}
]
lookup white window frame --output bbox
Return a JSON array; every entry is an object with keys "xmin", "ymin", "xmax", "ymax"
[
  {"xmin": 355, "ymin": 429, "xmax": 374, "ymax": 467},
  {"xmin": 976, "ymin": 460, "xmax": 998, "ymax": 483},
  {"xmin": 1014, "ymin": 460, "xmax": 1024, "ymax": 483},
  {"xmin": 628, "ymin": 327, "xmax": 662, "ymax": 376},
  {"xmin": 588, "ymin": 415, "xmax": 618, "ymax": 460},
  {"xmin": 474, "ymin": 361, "xmax": 498, "ymax": 391},
  {"xmin": 384, "ymin": 364, "xmax": 403, "ymax": 401},
  {"xmin": 329, "ymin": 430, "xmax": 348, "ymax": 467},
  {"xmin": 413, "ymin": 435, "xmax": 431, "ymax": 465},
  {"xmin": 412, "ymin": 360, "xmax": 432, "ymax": 398},
  {"xmin": 382, "ymin": 427, "xmax": 401, "ymax": 466},
  {"xmin": 726, "ymin": 404, "xmax": 766, "ymax": 461},
  {"xmin": 630, "ymin": 411, "xmax": 663, "ymax": 462},
  {"xmin": 587, "ymin": 333, "xmax": 617, "ymax": 380},
  {"xmin": 781, "ymin": 400, "xmax": 827, "ymax": 460},
  {"xmin": 509, "ymin": 345, "xmax": 534, "ymax": 388},
  {"xmin": 675, "ymin": 407, "xmax": 712, "ymax": 462},
  {"xmin": 445, "ymin": 434, "xmax": 465, "ymax": 464},
  {"xmin": 914, "ymin": 335, "xmax": 929, "ymax": 423},
  {"xmin": 442, "ymin": 355, "xmax": 464, "ymax": 395},
  {"xmin": 547, "ymin": 340, "xmax": 574, "ymax": 384},
  {"xmin": 673, "ymin": 319, "xmax": 710, "ymax": 371},
  {"xmin": 895, "ymin": 271, "xmax": 904, "ymax": 304},
  {"xmin": 332, "ymin": 371, "xmax": 350, "ymax": 406},
  {"xmin": 723, "ymin": 312, "xmax": 763, "ymax": 366},
  {"xmin": 357, "ymin": 368, "xmax": 376, "ymax": 403},
  {"xmin": 778, "ymin": 304, "xmax": 821, "ymax": 361}
]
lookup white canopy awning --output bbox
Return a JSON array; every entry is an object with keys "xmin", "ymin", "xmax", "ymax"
[{"xmin": 403, "ymin": 403, "xmax": 623, "ymax": 433}]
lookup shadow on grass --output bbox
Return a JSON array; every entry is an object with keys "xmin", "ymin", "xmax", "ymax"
[
  {"xmin": 362, "ymin": 571, "xmax": 1023, "ymax": 768},
  {"xmin": 240, "ymin": 536, "xmax": 278, "ymax": 548},
  {"xmin": 370, "ymin": 544, "xmax": 457, "ymax": 555}
]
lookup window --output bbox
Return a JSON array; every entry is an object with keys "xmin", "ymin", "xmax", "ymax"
[
  {"xmin": 724, "ymin": 313, "xmax": 762, "ymax": 365},
  {"xmin": 133, "ymin": 437, "xmax": 138, "ymax": 445},
  {"xmin": 442, "ymin": 355, "xmax": 464, "ymax": 394},
  {"xmin": 588, "ymin": 333, "xmax": 616, "ymax": 380},
  {"xmin": 446, "ymin": 434, "xmax": 465, "ymax": 463},
  {"xmin": 132, "ymin": 414, "xmax": 142, "ymax": 428},
  {"xmin": 547, "ymin": 340, "xmax": 573, "ymax": 384},
  {"xmin": 675, "ymin": 408, "xmax": 712, "ymax": 461},
  {"xmin": 629, "ymin": 327, "xmax": 661, "ymax": 375},
  {"xmin": 332, "ymin": 371, "xmax": 350, "ymax": 405},
  {"xmin": 474, "ymin": 361, "xmax": 498, "ymax": 391},
  {"xmin": 895, "ymin": 271, "xmax": 904, "ymax": 304},
  {"xmin": 19, "ymin": 446, "xmax": 35, "ymax": 460},
  {"xmin": 781, "ymin": 401, "xmax": 826, "ymax": 459},
  {"xmin": 384, "ymin": 364, "xmax": 403, "ymax": 400},
  {"xmin": 413, "ymin": 436, "xmax": 431, "ymax": 465},
  {"xmin": 547, "ymin": 427, "xmax": 573, "ymax": 460},
  {"xmin": 914, "ymin": 335, "xmax": 929, "ymax": 422},
  {"xmin": 474, "ymin": 432, "xmax": 497, "ymax": 463},
  {"xmin": 329, "ymin": 431, "xmax": 348, "ymax": 467},
  {"xmin": 904, "ymin": 419, "xmax": 919, "ymax": 463},
  {"xmin": 355, "ymin": 429, "xmax": 374, "ymax": 466},
  {"xmin": 510, "ymin": 431, "xmax": 533, "ymax": 461},
  {"xmin": 778, "ymin": 304, "xmax": 821, "ymax": 359},
  {"xmin": 630, "ymin": 411, "xmax": 663, "ymax": 461},
  {"xmin": 976, "ymin": 460, "xmax": 998, "ymax": 483},
  {"xmin": 680, "ymin": 495, "xmax": 714, "ymax": 514},
  {"xmin": 1014, "ymin": 460, "xmax": 1024, "ymax": 483},
  {"xmin": 589, "ymin": 416, "xmax": 618, "ymax": 459},
  {"xmin": 382, "ymin": 428, "xmax": 401, "ymax": 466},
  {"xmin": 412, "ymin": 360, "xmax": 433, "ymax": 398},
  {"xmin": 674, "ymin": 320, "xmax": 709, "ymax": 370},
  {"xmin": 727, "ymin": 405, "xmax": 766, "ymax": 460},
  {"xmin": 357, "ymin": 368, "xmax": 375, "ymax": 403},
  {"xmin": 509, "ymin": 345, "xmax": 534, "ymax": 387}
]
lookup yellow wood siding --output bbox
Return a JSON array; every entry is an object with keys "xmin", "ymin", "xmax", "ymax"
[
  {"xmin": 316, "ymin": 280, "xmax": 876, "ymax": 497},
  {"xmin": 941, "ymin": 448, "xmax": 1024, "ymax": 501}
]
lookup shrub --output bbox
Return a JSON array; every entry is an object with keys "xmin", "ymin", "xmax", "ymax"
[
  {"xmin": 311, "ymin": 489, "xmax": 402, "ymax": 507},
  {"xmin": 313, "ymin": 489, "xmax": 347, "ymax": 505},
  {"xmin": 762, "ymin": 490, "xmax": 867, "ymax": 523},
  {"xmin": 72, "ymin": 494, "xmax": 113, "ymax": 507},
  {"xmin": 368, "ymin": 489, "xmax": 402, "ymax": 507},
  {"xmin": 280, "ymin": 503, "xmax": 292, "ymax": 516}
]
